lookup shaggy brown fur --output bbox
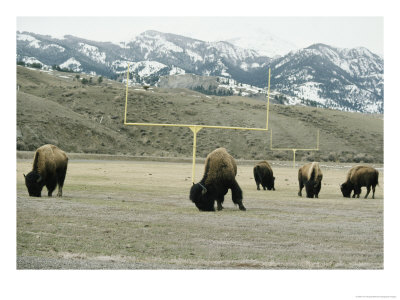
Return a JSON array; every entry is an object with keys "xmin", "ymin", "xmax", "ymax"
[
  {"xmin": 190, "ymin": 147, "xmax": 245, "ymax": 211},
  {"xmin": 24, "ymin": 144, "xmax": 68, "ymax": 197},
  {"xmin": 340, "ymin": 166, "xmax": 379, "ymax": 199},
  {"xmin": 253, "ymin": 160, "xmax": 275, "ymax": 191},
  {"xmin": 298, "ymin": 162, "xmax": 323, "ymax": 198}
]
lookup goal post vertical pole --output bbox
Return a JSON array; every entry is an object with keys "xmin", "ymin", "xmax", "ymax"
[
  {"xmin": 190, "ymin": 126, "xmax": 203, "ymax": 183},
  {"xmin": 266, "ymin": 68, "xmax": 271, "ymax": 131},
  {"xmin": 124, "ymin": 63, "xmax": 130, "ymax": 125}
]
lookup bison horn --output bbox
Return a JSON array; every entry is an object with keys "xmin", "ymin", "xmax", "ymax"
[
  {"xmin": 23, "ymin": 174, "xmax": 26, "ymax": 178},
  {"xmin": 198, "ymin": 182, "xmax": 207, "ymax": 195}
]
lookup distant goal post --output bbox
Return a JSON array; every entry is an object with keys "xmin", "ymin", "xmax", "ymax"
[{"xmin": 270, "ymin": 129, "xmax": 320, "ymax": 168}]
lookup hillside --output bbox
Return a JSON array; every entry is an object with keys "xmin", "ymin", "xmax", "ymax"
[{"xmin": 16, "ymin": 66, "xmax": 383, "ymax": 163}]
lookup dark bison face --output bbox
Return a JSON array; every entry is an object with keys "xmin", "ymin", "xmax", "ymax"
[
  {"xmin": 266, "ymin": 176, "xmax": 276, "ymax": 190},
  {"xmin": 190, "ymin": 183, "xmax": 215, "ymax": 211},
  {"xmin": 340, "ymin": 183, "xmax": 352, "ymax": 198},
  {"xmin": 24, "ymin": 171, "xmax": 44, "ymax": 197}
]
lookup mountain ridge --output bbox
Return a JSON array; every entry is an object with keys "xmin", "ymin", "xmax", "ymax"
[{"xmin": 17, "ymin": 30, "xmax": 383, "ymax": 113}]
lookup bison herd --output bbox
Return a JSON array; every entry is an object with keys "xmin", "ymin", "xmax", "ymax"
[{"xmin": 24, "ymin": 145, "xmax": 380, "ymax": 212}]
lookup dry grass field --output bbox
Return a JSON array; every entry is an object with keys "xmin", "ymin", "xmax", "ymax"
[{"xmin": 17, "ymin": 157, "xmax": 383, "ymax": 269}]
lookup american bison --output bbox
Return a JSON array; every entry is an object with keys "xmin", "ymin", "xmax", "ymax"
[
  {"xmin": 24, "ymin": 144, "xmax": 68, "ymax": 197},
  {"xmin": 340, "ymin": 165, "xmax": 379, "ymax": 199},
  {"xmin": 190, "ymin": 147, "xmax": 246, "ymax": 211},
  {"xmin": 253, "ymin": 160, "xmax": 275, "ymax": 191},
  {"xmin": 298, "ymin": 162, "xmax": 323, "ymax": 198}
]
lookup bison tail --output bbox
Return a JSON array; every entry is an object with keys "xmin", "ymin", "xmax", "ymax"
[
  {"xmin": 308, "ymin": 164, "xmax": 316, "ymax": 181},
  {"xmin": 32, "ymin": 150, "xmax": 40, "ymax": 171}
]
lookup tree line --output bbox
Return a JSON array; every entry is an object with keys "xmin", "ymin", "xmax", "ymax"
[{"xmin": 192, "ymin": 85, "xmax": 234, "ymax": 96}]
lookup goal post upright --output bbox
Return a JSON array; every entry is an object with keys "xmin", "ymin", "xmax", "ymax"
[
  {"xmin": 266, "ymin": 67, "xmax": 271, "ymax": 131},
  {"xmin": 124, "ymin": 63, "xmax": 129, "ymax": 125}
]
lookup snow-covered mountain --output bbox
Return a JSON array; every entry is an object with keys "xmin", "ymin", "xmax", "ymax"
[
  {"xmin": 123, "ymin": 30, "xmax": 269, "ymax": 80},
  {"xmin": 271, "ymin": 44, "xmax": 384, "ymax": 113},
  {"xmin": 16, "ymin": 30, "xmax": 383, "ymax": 113},
  {"xmin": 226, "ymin": 28, "xmax": 298, "ymax": 58}
]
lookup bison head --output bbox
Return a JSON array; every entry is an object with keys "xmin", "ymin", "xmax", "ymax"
[
  {"xmin": 190, "ymin": 183, "xmax": 215, "ymax": 211},
  {"xmin": 340, "ymin": 182, "xmax": 352, "ymax": 198},
  {"xmin": 24, "ymin": 171, "xmax": 44, "ymax": 197},
  {"xmin": 267, "ymin": 176, "xmax": 276, "ymax": 190}
]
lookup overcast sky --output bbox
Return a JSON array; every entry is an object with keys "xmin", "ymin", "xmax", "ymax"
[{"xmin": 17, "ymin": 16, "xmax": 383, "ymax": 55}]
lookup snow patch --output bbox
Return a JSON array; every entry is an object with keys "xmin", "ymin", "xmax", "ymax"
[
  {"xmin": 293, "ymin": 82, "xmax": 327, "ymax": 105},
  {"xmin": 60, "ymin": 57, "xmax": 82, "ymax": 72},
  {"xmin": 43, "ymin": 44, "xmax": 65, "ymax": 52},
  {"xmin": 78, "ymin": 43, "xmax": 106, "ymax": 64},
  {"xmin": 169, "ymin": 66, "xmax": 185, "ymax": 75},
  {"xmin": 116, "ymin": 61, "xmax": 168, "ymax": 77},
  {"xmin": 21, "ymin": 57, "xmax": 44, "ymax": 65},
  {"xmin": 185, "ymin": 49, "xmax": 203, "ymax": 62},
  {"xmin": 18, "ymin": 33, "xmax": 41, "ymax": 48}
]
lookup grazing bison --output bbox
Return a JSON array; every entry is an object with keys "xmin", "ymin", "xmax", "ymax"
[
  {"xmin": 190, "ymin": 147, "xmax": 246, "ymax": 211},
  {"xmin": 298, "ymin": 162, "xmax": 323, "ymax": 198},
  {"xmin": 253, "ymin": 160, "xmax": 275, "ymax": 191},
  {"xmin": 24, "ymin": 144, "xmax": 68, "ymax": 197},
  {"xmin": 340, "ymin": 166, "xmax": 379, "ymax": 199}
]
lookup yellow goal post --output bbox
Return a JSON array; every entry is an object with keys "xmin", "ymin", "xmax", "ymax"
[
  {"xmin": 270, "ymin": 129, "xmax": 320, "ymax": 168},
  {"xmin": 124, "ymin": 65, "xmax": 272, "ymax": 183}
]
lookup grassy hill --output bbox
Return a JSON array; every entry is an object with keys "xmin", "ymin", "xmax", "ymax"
[{"xmin": 16, "ymin": 66, "xmax": 383, "ymax": 163}]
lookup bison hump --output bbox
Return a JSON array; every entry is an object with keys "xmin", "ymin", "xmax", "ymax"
[{"xmin": 204, "ymin": 148, "xmax": 237, "ymax": 185}]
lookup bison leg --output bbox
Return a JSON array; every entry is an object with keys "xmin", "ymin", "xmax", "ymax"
[
  {"xmin": 255, "ymin": 176, "xmax": 261, "ymax": 190},
  {"xmin": 314, "ymin": 182, "xmax": 321, "ymax": 198},
  {"xmin": 216, "ymin": 195, "xmax": 224, "ymax": 211},
  {"xmin": 372, "ymin": 185, "xmax": 376, "ymax": 199},
  {"xmin": 46, "ymin": 183, "xmax": 57, "ymax": 197},
  {"xmin": 305, "ymin": 183, "xmax": 314, "ymax": 198},
  {"xmin": 56, "ymin": 166, "xmax": 67, "ymax": 197},
  {"xmin": 298, "ymin": 181, "xmax": 304, "ymax": 197},
  {"xmin": 231, "ymin": 181, "xmax": 246, "ymax": 211},
  {"xmin": 354, "ymin": 186, "xmax": 361, "ymax": 198},
  {"xmin": 45, "ymin": 177, "xmax": 58, "ymax": 197},
  {"xmin": 365, "ymin": 186, "xmax": 371, "ymax": 199}
]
